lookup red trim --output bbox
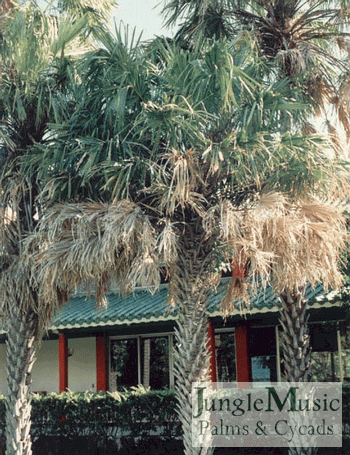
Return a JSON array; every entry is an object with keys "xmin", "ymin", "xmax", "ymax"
[
  {"xmin": 96, "ymin": 334, "xmax": 108, "ymax": 391},
  {"xmin": 207, "ymin": 320, "xmax": 217, "ymax": 382},
  {"xmin": 235, "ymin": 326, "xmax": 250, "ymax": 383},
  {"xmin": 232, "ymin": 261, "xmax": 245, "ymax": 278},
  {"xmin": 59, "ymin": 333, "xmax": 68, "ymax": 392}
]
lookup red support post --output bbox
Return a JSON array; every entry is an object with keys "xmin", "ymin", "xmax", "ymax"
[
  {"xmin": 231, "ymin": 258, "xmax": 250, "ymax": 383},
  {"xmin": 232, "ymin": 261, "xmax": 245, "ymax": 279},
  {"xmin": 59, "ymin": 333, "xmax": 68, "ymax": 392},
  {"xmin": 207, "ymin": 320, "xmax": 217, "ymax": 382},
  {"xmin": 235, "ymin": 326, "xmax": 250, "ymax": 383},
  {"xmin": 96, "ymin": 334, "xmax": 108, "ymax": 391}
]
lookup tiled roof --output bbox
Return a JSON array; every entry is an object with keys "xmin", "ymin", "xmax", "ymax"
[
  {"xmin": 53, "ymin": 287, "xmax": 173, "ymax": 330},
  {"xmin": 51, "ymin": 280, "xmax": 340, "ymax": 330}
]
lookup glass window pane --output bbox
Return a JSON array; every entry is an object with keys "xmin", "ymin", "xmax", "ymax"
[
  {"xmin": 141, "ymin": 337, "xmax": 170, "ymax": 389},
  {"xmin": 216, "ymin": 332, "xmax": 236, "ymax": 382},
  {"xmin": 249, "ymin": 327, "xmax": 277, "ymax": 382},
  {"xmin": 310, "ymin": 323, "xmax": 337, "ymax": 352},
  {"xmin": 251, "ymin": 355, "xmax": 277, "ymax": 382},
  {"xmin": 310, "ymin": 323, "xmax": 340, "ymax": 382},
  {"xmin": 250, "ymin": 327, "xmax": 276, "ymax": 356},
  {"xmin": 311, "ymin": 351, "xmax": 340, "ymax": 382},
  {"xmin": 110, "ymin": 338, "xmax": 138, "ymax": 391}
]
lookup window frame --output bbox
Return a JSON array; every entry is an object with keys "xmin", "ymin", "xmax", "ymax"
[{"xmin": 109, "ymin": 332, "xmax": 175, "ymax": 390}]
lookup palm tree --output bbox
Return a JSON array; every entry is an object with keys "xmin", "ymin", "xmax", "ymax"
[
  {"xmin": 163, "ymin": 0, "xmax": 350, "ymax": 393},
  {"xmin": 163, "ymin": 0, "xmax": 350, "ymax": 147},
  {"xmin": 227, "ymin": 1, "xmax": 350, "ymax": 390},
  {"xmin": 23, "ymin": 27, "xmax": 348, "ymax": 455},
  {"xmin": 0, "ymin": 2, "xmax": 115, "ymax": 454}
]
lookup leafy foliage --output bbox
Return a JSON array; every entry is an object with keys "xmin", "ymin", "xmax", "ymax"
[
  {"xmin": 162, "ymin": 0, "xmax": 350, "ymax": 145},
  {"xmin": 0, "ymin": 389, "xmax": 180, "ymax": 441}
]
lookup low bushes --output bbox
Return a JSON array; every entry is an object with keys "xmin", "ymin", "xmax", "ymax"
[
  {"xmin": 0, "ymin": 388, "xmax": 182, "ymax": 453},
  {"xmin": 30, "ymin": 387, "xmax": 181, "ymax": 441}
]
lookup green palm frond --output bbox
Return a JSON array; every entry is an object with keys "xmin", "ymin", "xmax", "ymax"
[{"xmin": 162, "ymin": 0, "xmax": 350, "ymax": 137}]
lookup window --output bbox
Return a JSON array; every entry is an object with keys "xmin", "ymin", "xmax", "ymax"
[
  {"xmin": 141, "ymin": 337, "xmax": 170, "ymax": 389},
  {"xmin": 249, "ymin": 327, "xmax": 277, "ymax": 382},
  {"xmin": 216, "ymin": 331, "xmax": 236, "ymax": 382},
  {"xmin": 110, "ymin": 334, "xmax": 173, "ymax": 391},
  {"xmin": 110, "ymin": 338, "xmax": 139, "ymax": 390},
  {"xmin": 277, "ymin": 322, "xmax": 343, "ymax": 382},
  {"xmin": 310, "ymin": 323, "xmax": 341, "ymax": 382}
]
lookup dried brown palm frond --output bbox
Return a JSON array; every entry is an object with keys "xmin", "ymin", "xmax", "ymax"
[
  {"xmin": 210, "ymin": 192, "xmax": 347, "ymax": 313},
  {"xmin": 325, "ymin": 121, "xmax": 344, "ymax": 158},
  {"xmin": 0, "ymin": 172, "xmax": 38, "ymax": 241},
  {"xmin": 221, "ymin": 274, "xmax": 249, "ymax": 317},
  {"xmin": 301, "ymin": 121, "xmax": 317, "ymax": 136},
  {"xmin": 157, "ymin": 218, "xmax": 179, "ymax": 266},
  {"xmin": 149, "ymin": 148, "xmax": 207, "ymax": 216},
  {"xmin": 337, "ymin": 102, "xmax": 350, "ymax": 143},
  {"xmin": 0, "ymin": 206, "xmax": 18, "ymax": 258},
  {"xmin": 275, "ymin": 46, "xmax": 307, "ymax": 79},
  {"xmin": 24, "ymin": 200, "xmax": 161, "ymax": 315},
  {"xmin": 0, "ymin": 256, "xmax": 39, "ymax": 324},
  {"xmin": 332, "ymin": 75, "xmax": 350, "ymax": 143}
]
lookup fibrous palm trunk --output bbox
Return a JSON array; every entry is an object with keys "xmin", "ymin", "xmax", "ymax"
[
  {"xmin": 5, "ymin": 304, "xmax": 38, "ymax": 455},
  {"xmin": 279, "ymin": 288, "xmax": 318, "ymax": 455},
  {"xmin": 279, "ymin": 288, "xmax": 311, "ymax": 382},
  {"xmin": 172, "ymin": 237, "xmax": 215, "ymax": 455}
]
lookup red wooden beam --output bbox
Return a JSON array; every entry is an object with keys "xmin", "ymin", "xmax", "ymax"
[
  {"xmin": 207, "ymin": 320, "xmax": 217, "ymax": 382},
  {"xmin": 96, "ymin": 334, "xmax": 108, "ymax": 391},
  {"xmin": 235, "ymin": 326, "xmax": 250, "ymax": 383},
  {"xmin": 232, "ymin": 259, "xmax": 250, "ymax": 384},
  {"xmin": 59, "ymin": 333, "xmax": 68, "ymax": 392},
  {"xmin": 232, "ymin": 261, "xmax": 245, "ymax": 279}
]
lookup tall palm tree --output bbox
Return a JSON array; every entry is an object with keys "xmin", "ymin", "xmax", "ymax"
[
  {"xmin": 0, "ymin": 2, "xmax": 115, "ymax": 454},
  {"xmin": 227, "ymin": 1, "xmax": 350, "ymax": 391},
  {"xmin": 24, "ymin": 27, "xmax": 348, "ymax": 455},
  {"xmin": 163, "ymin": 0, "xmax": 350, "ymax": 146},
  {"xmin": 163, "ymin": 0, "xmax": 350, "ymax": 396}
]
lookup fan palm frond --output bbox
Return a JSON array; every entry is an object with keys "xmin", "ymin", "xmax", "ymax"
[
  {"xmin": 25, "ymin": 200, "xmax": 161, "ymax": 310},
  {"xmin": 211, "ymin": 192, "xmax": 347, "ymax": 312}
]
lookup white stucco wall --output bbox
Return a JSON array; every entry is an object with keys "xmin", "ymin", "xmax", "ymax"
[
  {"xmin": 32, "ymin": 337, "xmax": 96, "ymax": 393},
  {"xmin": 0, "ymin": 336, "xmax": 97, "ymax": 395},
  {"xmin": 31, "ymin": 339, "xmax": 59, "ymax": 393},
  {"xmin": 68, "ymin": 337, "xmax": 96, "ymax": 392}
]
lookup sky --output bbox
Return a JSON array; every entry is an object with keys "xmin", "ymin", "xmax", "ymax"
[
  {"xmin": 37, "ymin": 0, "xmax": 176, "ymax": 41},
  {"xmin": 112, "ymin": 0, "xmax": 174, "ymax": 41}
]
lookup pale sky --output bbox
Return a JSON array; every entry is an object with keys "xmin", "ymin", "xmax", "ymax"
[
  {"xmin": 113, "ymin": 0, "xmax": 174, "ymax": 40},
  {"xmin": 38, "ymin": 0, "xmax": 176, "ymax": 41}
]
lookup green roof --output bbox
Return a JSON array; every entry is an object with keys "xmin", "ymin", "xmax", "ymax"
[{"xmin": 51, "ymin": 280, "xmax": 339, "ymax": 331}]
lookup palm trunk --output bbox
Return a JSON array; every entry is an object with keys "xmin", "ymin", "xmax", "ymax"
[
  {"xmin": 172, "ymin": 247, "xmax": 215, "ymax": 455},
  {"xmin": 279, "ymin": 288, "xmax": 311, "ymax": 382},
  {"xmin": 174, "ymin": 299, "xmax": 213, "ymax": 455},
  {"xmin": 279, "ymin": 288, "xmax": 317, "ymax": 455},
  {"xmin": 5, "ymin": 305, "xmax": 38, "ymax": 455}
]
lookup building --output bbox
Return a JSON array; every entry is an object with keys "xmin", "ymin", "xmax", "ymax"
[{"xmin": 0, "ymin": 280, "xmax": 348, "ymax": 394}]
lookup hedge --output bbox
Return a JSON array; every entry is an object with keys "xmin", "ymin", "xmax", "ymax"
[{"xmin": 0, "ymin": 387, "xmax": 182, "ymax": 444}]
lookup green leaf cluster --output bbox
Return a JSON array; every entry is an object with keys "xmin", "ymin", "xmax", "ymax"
[
  {"xmin": 30, "ymin": 389, "xmax": 181, "ymax": 440},
  {"xmin": 25, "ymin": 26, "xmax": 342, "ymax": 207},
  {"xmin": 0, "ymin": 389, "xmax": 181, "ymax": 441}
]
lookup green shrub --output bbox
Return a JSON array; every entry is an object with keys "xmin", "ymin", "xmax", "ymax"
[
  {"xmin": 0, "ymin": 388, "xmax": 181, "ymax": 444},
  {"xmin": 29, "ymin": 387, "xmax": 181, "ymax": 442}
]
